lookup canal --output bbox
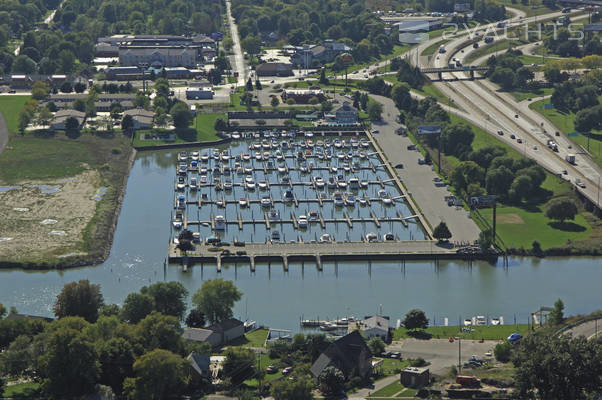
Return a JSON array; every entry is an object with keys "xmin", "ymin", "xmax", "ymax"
[{"xmin": 0, "ymin": 149, "xmax": 600, "ymax": 330}]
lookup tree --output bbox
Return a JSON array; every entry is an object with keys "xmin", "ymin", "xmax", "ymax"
[
  {"xmin": 512, "ymin": 333, "xmax": 602, "ymax": 399},
  {"xmin": 319, "ymin": 69, "xmax": 329, "ymax": 84},
  {"xmin": 53, "ymin": 280, "xmax": 104, "ymax": 323},
  {"xmin": 74, "ymin": 82, "xmax": 87, "ymax": 93},
  {"xmin": 65, "ymin": 116, "xmax": 80, "ymax": 134},
  {"xmin": 271, "ymin": 96, "xmax": 280, "ymax": 108},
  {"xmin": 185, "ymin": 308, "xmax": 206, "ymax": 328},
  {"xmin": 433, "ymin": 221, "xmax": 452, "ymax": 242},
  {"xmin": 38, "ymin": 328, "xmax": 100, "ymax": 398},
  {"xmin": 192, "ymin": 279, "xmax": 242, "ymax": 324},
  {"xmin": 403, "ymin": 309, "xmax": 428, "ymax": 331},
  {"xmin": 96, "ymin": 337, "xmax": 135, "ymax": 395},
  {"xmin": 60, "ymin": 81, "xmax": 73, "ymax": 93},
  {"xmin": 140, "ymin": 282, "xmax": 188, "ymax": 320},
  {"xmin": 123, "ymin": 349, "xmax": 188, "ymax": 400},
  {"xmin": 550, "ymin": 298, "xmax": 564, "ymax": 325},
  {"xmin": 31, "ymin": 81, "xmax": 49, "ymax": 100},
  {"xmin": 318, "ymin": 366, "xmax": 345, "ymax": 395},
  {"xmin": 494, "ymin": 341, "xmax": 512, "ymax": 362},
  {"xmin": 545, "ymin": 199, "xmax": 578, "ymax": 223},
  {"xmin": 441, "ymin": 123, "xmax": 474, "ymax": 158},
  {"xmin": 36, "ymin": 107, "xmax": 53, "ymax": 127},
  {"xmin": 136, "ymin": 312, "xmax": 182, "ymax": 354},
  {"xmin": 479, "ymin": 229, "xmax": 494, "ymax": 251},
  {"xmin": 121, "ymin": 114, "xmax": 134, "ymax": 133},
  {"xmin": 222, "ymin": 347, "xmax": 256, "ymax": 385},
  {"xmin": 169, "ymin": 102, "xmax": 193, "ymax": 129},
  {"xmin": 255, "ymin": 79, "xmax": 262, "ymax": 90},
  {"xmin": 73, "ymin": 98, "xmax": 86, "ymax": 112},
  {"xmin": 0, "ymin": 303, "xmax": 5, "ymax": 318},
  {"xmin": 367, "ymin": 101, "xmax": 383, "ymax": 121},
  {"xmin": 367, "ymin": 337, "xmax": 386, "ymax": 356},
  {"xmin": 214, "ymin": 117, "xmax": 227, "ymax": 131},
  {"xmin": 121, "ymin": 293, "xmax": 155, "ymax": 323},
  {"xmin": 270, "ymin": 376, "xmax": 314, "ymax": 400},
  {"xmin": 246, "ymin": 77, "xmax": 254, "ymax": 92}
]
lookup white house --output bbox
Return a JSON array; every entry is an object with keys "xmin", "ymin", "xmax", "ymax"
[{"xmin": 358, "ymin": 315, "xmax": 390, "ymax": 339}]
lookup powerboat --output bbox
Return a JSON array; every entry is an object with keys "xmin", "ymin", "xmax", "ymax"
[
  {"xmin": 177, "ymin": 195, "xmax": 186, "ymax": 209},
  {"xmin": 365, "ymin": 232, "xmax": 378, "ymax": 242},
  {"xmin": 360, "ymin": 180, "xmax": 369, "ymax": 189},
  {"xmin": 319, "ymin": 233, "xmax": 332, "ymax": 243},
  {"xmin": 315, "ymin": 177, "xmax": 325, "ymax": 189},
  {"xmin": 327, "ymin": 177, "xmax": 336, "ymax": 189},
  {"xmin": 239, "ymin": 198, "xmax": 248, "ymax": 207},
  {"xmin": 269, "ymin": 209, "xmax": 280, "ymax": 221},
  {"xmin": 349, "ymin": 178, "xmax": 360, "ymax": 190},
  {"xmin": 261, "ymin": 197, "xmax": 271, "ymax": 207},
  {"xmin": 191, "ymin": 151, "xmax": 199, "ymax": 161},
  {"xmin": 172, "ymin": 212, "xmax": 183, "ymax": 229},
  {"xmin": 224, "ymin": 179, "xmax": 233, "ymax": 191},
  {"xmin": 245, "ymin": 177, "xmax": 256, "ymax": 190},
  {"xmin": 283, "ymin": 189, "xmax": 294, "ymax": 202},
  {"xmin": 200, "ymin": 175, "xmax": 207, "ymax": 184},
  {"xmin": 298, "ymin": 215, "xmax": 308, "ymax": 229},
  {"xmin": 178, "ymin": 151, "xmax": 188, "ymax": 161},
  {"xmin": 176, "ymin": 176, "xmax": 186, "ymax": 191},
  {"xmin": 383, "ymin": 232, "xmax": 395, "ymax": 242},
  {"xmin": 333, "ymin": 192, "xmax": 344, "ymax": 207},
  {"xmin": 189, "ymin": 177, "xmax": 198, "ymax": 190},
  {"xmin": 258, "ymin": 181, "xmax": 268, "ymax": 190},
  {"xmin": 309, "ymin": 211, "xmax": 319, "ymax": 222},
  {"xmin": 345, "ymin": 194, "xmax": 356, "ymax": 206},
  {"xmin": 359, "ymin": 197, "xmax": 367, "ymax": 206},
  {"xmin": 214, "ymin": 215, "xmax": 226, "ymax": 230}
]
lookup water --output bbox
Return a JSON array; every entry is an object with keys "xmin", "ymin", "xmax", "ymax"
[{"xmin": 0, "ymin": 149, "xmax": 600, "ymax": 330}]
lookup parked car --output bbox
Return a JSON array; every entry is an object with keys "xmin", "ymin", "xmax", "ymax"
[
  {"xmin": 395, "ymin": 163, "xmax": 404, "ymax": 169},
  {"xmin": 266, "ymin": 365, "xmax": 277, "ymax": 374},
  {"xmin": 510, "ymin": 134, "xmax": 516, "ymax": 139},
  {"xmin": 508, "ymin": 333, "xmax": 523, "ymax": 342},
  {"xmin": 282, "ymin": 366, "xmax": 293, "ymax": 375}
]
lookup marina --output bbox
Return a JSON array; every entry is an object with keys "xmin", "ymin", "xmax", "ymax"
[{"xmin": 167, "ymin": 130, "xmax": 445, "ymax": 267}]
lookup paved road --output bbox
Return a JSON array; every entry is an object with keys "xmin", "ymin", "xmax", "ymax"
[
  {"xmin": 387, "ymin": 338, "xmax": 498, "ymax": 375},
  {"xmin": 225, "ymin": 0, "xmax": 247, "ymax": 87},
  {"xmin": 360, "ymin": 93, "xmax": 481, "ymax": 242},
  {"xmin": 564, "ymin": 318, "xmax": 602, "ymax": 340}
]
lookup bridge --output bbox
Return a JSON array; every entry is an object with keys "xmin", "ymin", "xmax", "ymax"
[{"xmin": 419, "ymin": 66, "xmax": 489, "ymax": 81}]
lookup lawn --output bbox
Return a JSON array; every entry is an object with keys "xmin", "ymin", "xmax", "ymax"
[
  {"xmin": 133, "ymin": 112, "xmax": 224, "ymax": 148},
  {"xmin": 529, "ymin": 98, "xmax": 602, "ymax": 168},
  {"xmin": 393, "ymin": 324, "xmax": 530, "ymax": 341},
  {"xmin": 421, "ymin": 39, "xmax": 450, "ymax": 57},
  {"xmin": 243, "ymin": 352, "xmax": 284, "ymax": 387},
  {"xmin": 194, "ymin": 112, "xmax": 223, "ymax": 141},
  {"xmin": 369, "ymin": 381, "xmax": 405, "ymax": 397},
  {"xmin": 2, "ymin": 382, "xmax": 41, "ymax": 398},
  {"xmin": 494, "ymin": 0, "xmax": 556, "ymax": 17},
  {"xmin": 320, "ymin": 44, "xmax": 410, "ymax": 78},
  {"xmin": 0, "ymin": 95, "xmax": 30, "ymax": 133},
  {"xmin": 376, "ymin": 358, "xmax": 411, "ymax": 376},
  {"xmin": 465, "ymin": 39, "xmax": 515, "ymax": 65},
  {"xmin": 416, "ymin": 84, "xmax": 454, "ymax": 108},
  {"xmin": 511, "ymin": 87, "xmax": 553, "ymax": 102},
  {"xmin": 229, "ymin": 328, "xmax": 269, "ymax": 347}
]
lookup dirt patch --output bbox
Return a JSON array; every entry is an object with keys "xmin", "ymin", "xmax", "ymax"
[
  {"xmin": 0, "ymin": 170, "xmax": 100, "ymax": 261},
  {"xmin": 497, "ymin": 213, "xmax": 525, "ymax": 224}
]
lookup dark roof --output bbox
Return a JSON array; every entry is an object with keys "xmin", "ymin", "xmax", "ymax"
[
  {"xmin": 208, "ymin": 317, "xmax": 243, "ymax": 333},
  {"xmin": 256, "ymin": 62, "xmax": 293, "ymax": 73},
  {"xmin": 187, "ymin": 352, "xmax": 210, "ymax": 375},
  {"xmin": 6, "ymin": 313, "xmax": 54, "ymax": 322},
  {"xmin": 310, "ymin": 330, "xmax": 371, "ymax": 378},
  {"xmin": 182, "ymin": 327, "xmax": 215, "ymax": 342}
]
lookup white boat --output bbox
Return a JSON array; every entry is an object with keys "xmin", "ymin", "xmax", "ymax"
[
  {"xmin": 383, "ymin": 232, "xmax": 395, "ymax": 242},
  {"xmin": 360, "ymin": 180, "xmax": 369, "ymax": 189},
  {"xmin": 261, "ymin": 197, "xmax": 271, "ymax": 207},
  {"xmin": 258, "ymin": 181, "xmax": 268, "ymax": 190},
  {"xmin": 283, "ymin": 189, "xmax": 294, "ymax": 202},
  {"xmin": 243, "ymin": 153, "xmax": 251, "ymax": 161},
  {"xmin": 345, "ymin": 194, "xmax": 356, "ymax": 206},
  {"xmin": 191, "ymin": 151, "xmax": 199, "ymax": 161},
  {"xmin": 176, "ymin": 176, "xmax": 186, "ymax": 191},
  {"xmin": 319, "ymin": 233, "xmax": 332, "ymax": 243},
  {"xmin": 476, "ymin": 316, "xmax": 486, "ymax": 326},
  {"xmin": 278, "ymin": 165, "xmax": 287, "ymax": 174},
  {"xmin": 239, "ymin": 198, "xmax": 248, "ymax": 207},
  {"xmin": 360, "ymin": 140, "xmax": 370, "ymax": 148},
  {"xmin": 337, "ymin": 180, "xmax": 347, "ymax": 189},
  {"xmin": 177, "ymin": 195, "xmax": 186, "ymax": 209},
  {"xmin": 201, "ymin": 153, "xmax": 209, "ymax": 162},
  {"xmin": 172, "ymin": 212, "xmax": 183, "ymax": 229},
  {"xmin": 359, "ymin": 197, "xmax": 367, "ymax": 206},
  {"xmin": 491, "ymin": 318, "xmax": 500, "ymax": 326},
  {"xmin": 365, "ymin": 232, "xmax": 378, "ymax": 242},
  {"xmin": 178, "ymin": 151, "xmax": 188, "ymax": 161},
  {"xmin": 333, "ymin": 192, "xmax": 344, "ymax": 207},
  {"xmin": 464, "ymin": 319, "xmax": 472, "ymax": 326},
  {"xmin": 298, "ymin": 215, "xmax": 308, "ymax": 229},
  {"xmin": 320, "ymin": 323, "xmax": 339, "ymax": 331},
  {"xmin": 214, "ymin": 215, "xmax": 226, "ymax": 230},
  {"xmin": 189, "ymin": 177, "xmax": 198, "ymax": 190},
  {"xmin": 245, "ymin": 177, "xmax": 255, "ymax": 190},
  {"xmin": 330, "ymin": 166, "xmax": 338, "ymax": 173},
  {"xmin": 315, "ymin": 177, "xmax": 325, "ymax": 189},
  {"xmin": 231, "ymin": 132, "xmax": 241, "ymax": 139},
  {"xmin": 200, "ymin": 175, "xmax": 207, "ymax": 184},
  {"xmin": 224, "ymin": 179, "xmax": 233, "ymax": 190},
  {"xmin": 244, "ymin": 167, "xmax": 253, "ymax": 174}
]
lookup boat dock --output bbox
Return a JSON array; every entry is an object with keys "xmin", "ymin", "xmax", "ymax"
[{"xmin": 169, "ymin": 240, "xmax": 469, "ymax": 271}]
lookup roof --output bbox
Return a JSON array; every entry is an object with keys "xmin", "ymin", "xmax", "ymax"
[
  {"xmin": 187, "ymin": 352, "xmax": 210, "ymax": 376},
  {"xmin": 417, "ymin": 125, "xmax": 442, "ymax": 134},
  {"xmin": 207, "ymin": 318, "xmax": 243, "ymax": 333},
  {"xmin": 256, "ymin": 62, "xmax": 293, "ymax": 72},
  {"xmin": 123, "ymin": 108, "xmax": 154, "ymax": 118},
  {"xmin": 182, "ymin": 328, "xmax": 215, "ymax": 342},
  {"xmin": 310, "ymin": 330, "xmax": 371, "ymax": 378},
  {"xmin": 335, "ymin": 101, "xmax": 358, "ymax": 114},
  {"xmin": 55, "ymin": 109, "xmax": 86, "ymax": 118},
  {"xmin": 402, "ymin": 366, "xmax": 429, "ymax": 375},
  {"xmin": 362, "ymin": 315, "xmax": 389, "ymax": 331}
]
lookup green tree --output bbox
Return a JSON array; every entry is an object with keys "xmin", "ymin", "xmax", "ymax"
[
  {"xmin": 479, "ymin": 228, "xmax": 494, "ymax": 251},
  {"xmin": 31, "ymin": 81, "xmax": 49, "ymax": 100},
  {"xmin": 494, "ymin": 341, "xmax": 512, "ymax": 362},
  {"xmin": 367, "ymin": 337, "xmax": 386, "ymax": 356},
  {"xmin": 222, "ymin": 347, "xmax": 256, "ymax": 385},
  {"xmin": 545, "ymin": 199, "xmax": 578, "ymax": 224},
  {"xmin": 136, "ymin": 312, "xmax": 182, "ymax": 354},
  {"xmin": 170, "ymin": 102, "xmax": 193, "ymax": 130},
  {"xmin": 121, "ymin": 114, "xmax": 134, "ymax": 133},
  {"xmin": 367, "ymin": 101, "xmax": 383, "ymax": 121},
  {"xmin": 123, "ymin": 349, "xmax": 188, "ymax": 400},
  {"xmin": 0, "ymin": 303, "xmax": 6, "ymax": 318},
  {"xmin": 65, "ymin": 116, "xmax": 80, "ymax": 134},
  {"xmin": 38, "ymin": 328, "xmax": 100, "ymax": 398},
  {"xmin": 36, "ymin": 107, "xmax": 53, "ymax": 127},
  {"xmin": 246, "ymin": 77, "xmax": 254, "ymax": 92},
  {"xmin": 53, "ymin": 280, "xmax": 104, "ymax": 323},
  {"xmin": 192, "ymin": 279, "xmax": 242, "ymax": 324},
  {"xmin": 319, "ymin": 69, "xmax": 329, "ymax": 84},
  {"xmin": 185, "ymin": 309, "xmax": 206, "ymax": 328},
  {"xmin": 121, "ymin": 293, "xmax": 155, "ymax": 324},
  {"xmin": 403, "ymin": 309, "xmax": 428, "ymax": 331},
  {"xmin": 73, "ymin": 98, "xmax": 86, "ymax": 112},
  {"xmin": 549, "ymin": 298, "xmax": 564, "ymax": 325},
  {"xmin": 512, "ymin": 333, "xmax": 602, "ymax": 399},
  {"xmin": 140, "ymin": 282, "xmax": 188, "ymax": 320},
  {"xmin": 433, "ymin": 221, "xmax": 452, "ymax": 242},
  {"xmin": 96, "ymin": 337, "xmax": 135, "ymax": 395},
  {"xmin": 214, "ymin": 117, "xmax": 227, "ymax": 132},
  {"xmin": 270, "ymin": 375, "xmax": 314, "ymax": 400},
  {"xmin": 271, "ymin": 96, "xmax": 280, "ymax": 108},
  {"xmin": 318, "ymin": 366, "xmax": 345, "ymax": 395}
]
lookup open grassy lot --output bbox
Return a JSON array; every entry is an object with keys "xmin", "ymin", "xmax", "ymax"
[
  {"xmin": 368, "ymin": 381, "xmax": 417, "ymax": 398},
  {"xmin": 511, "ymin": 87, "xmax": 553, "ymax": 102},
  {"xmin": 422, "ymin": 39, "xmax": 451, "ymax": 57},
  {"xmin": 2, "ymin": 381, "xmax": 41, "ymax": 398},
  {"xmin": 229, "ymin": 328, "xmax": 269, "ymax": 347},
  {"xmin": 529, "ymin": 98, "xmax": 602, "ymax": 168},
  {"xmin": 393, "ymin": 324, "xmax": 530, "ymax": 341},
  {"xmin": 194, "ymin": 112, "xmax": 223, "ymax": 141},
  {"xmin": 494, "ymin": 0, "xmax": 556, "ymax": 17},
  {"xmin": 133, "ymin": 112, "xmax": 225, "ymax": 148},
  {"xmin": 0, "ymin": 96, "xmax": 30, "ymax": 133},
  {"xmin": 320, "ymin": 44, "xmax": 409, "ymax": 78}
]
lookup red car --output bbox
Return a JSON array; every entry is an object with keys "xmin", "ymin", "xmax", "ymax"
[{"xmin": 282, "ymin": 366, "xmax": 293, "ymax": 375}]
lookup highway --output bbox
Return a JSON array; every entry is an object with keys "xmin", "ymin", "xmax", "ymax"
[{"xmin": 413, "ymin": 9, "xmax": 602, "ymax": 208}]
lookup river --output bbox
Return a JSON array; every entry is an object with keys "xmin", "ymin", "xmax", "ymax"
[{"xmin": 0, "ymin": 149, "xmax": 599, "ymax": 330}]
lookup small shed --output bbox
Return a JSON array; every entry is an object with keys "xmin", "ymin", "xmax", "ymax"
[{"xmin": 401, "ymin": 366, "xmax": 429, "ymax": 388}]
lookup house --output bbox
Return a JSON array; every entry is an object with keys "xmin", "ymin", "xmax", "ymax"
[
  {"xmin": 401, "ymin": 367, "xmax": 430, "ymax": 388},
  {"xmin": 358, "ymin": 315, "xmax": 390, "ymax": 340},
  {"xmin": 310, "ymin": 330, "xmax": 373, "ymax": 379},
  {"xmin": 282, "ymin": 89, "xmax": 325, "ymax": 104},
  {"xmin": 255, "ymin": 62, "xmax": 294, "ymax": 77},
  {"xmin": 187, "ymin": 353, "xmax": 211, "ymax": 378},
  {"xmin": 334, "ymin": 101, "xmax": 359, "ymax": 124},
  {"xmin": 10, "ymin": 75, "xmax": 33, "ymax": 89},
  {"xmin": 50, "ymin": 109, "xmax": 86, "ymax": 130},
  {"xmin": 123, "ymin": 108, "xmax": 154, "ymax": 129},
  {"xmin": 182, "ymin": 318, "xmax": 244, "ymax": 348}
]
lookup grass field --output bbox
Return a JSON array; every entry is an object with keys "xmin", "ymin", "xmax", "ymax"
[
  {"xmin": 511, "ymin": 87, "xmax": 553, "ymax": 102},
  {"xmin": 529, "ymin": 98, "xmax": 602, "ymax": 168},
  {"xmin": 422, "ymin": 39, "xmax": 450, "ymax": 57},
  {"xmin": 0, "ymin": 96, "xmax": 30, "ymax": 133},
  {"xmin": 2, "ymin": 382, "xmax": 41, "ymax": 398},
  {"xmin": 320, "ymin": 44, "xmax": 409, "ymax": 78},
  {"xmin": 368, "ymin": 381, "xmax": 417, "ymax": 398},
  {"xmin": 465, "ymin": 39, "xmax": 516, "ymax": 65},
  {"xmin": 230, "ymin": 328, "xmax": 269, "ymax": 347},
  {"xmin": 133, "ymin": 113, "xmax": 225, "ymax": 148},
  {"xmin": 393, "ymin": 324, "xmax": 530, "ymax": 341}
]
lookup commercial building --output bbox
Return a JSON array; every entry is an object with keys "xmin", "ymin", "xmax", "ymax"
[
  {"xmin": 186, "ymin": 87, "xmax": 214, "ymax": 100},
  {"xmin": 255, "ymin": 62, "xmax": 294, "ymax": 77},
  {"xmin": 123, "ymin": 108, "xmax": 155, "ymax": 129},
  {"xmin": 333, "ymin": 101, "xmax": 359, "ymax": 124},
  {"xmin": 290, "ymin": 40, "xmax": 353, "ymax": 68},
  {"xmin": 119, "ymin": 47, "xmax": 197, "ymax": 68},
  {"xmin": 401, "ymin": 367, "xmax": 430, "ymax": 388},
  {"xmin": 281, "ymin": 89, "xmax": 325, "ymax": 104}
]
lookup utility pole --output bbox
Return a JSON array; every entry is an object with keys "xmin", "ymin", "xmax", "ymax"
[{"xmin": 458, "ymin": 337, "xmax": 462, "ymax": 372}]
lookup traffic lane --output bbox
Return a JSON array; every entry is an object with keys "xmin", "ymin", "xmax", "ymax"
[{"xmin": 388, "ymin": 338, "xmax": 499, "ymax": 374}]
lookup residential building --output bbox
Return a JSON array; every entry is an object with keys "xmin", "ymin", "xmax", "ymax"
[
  {"xmin": 182, "ymin": 328, "xmax": 222, "ymax": 348},
  {"xmin": 123, "ymin": 108, "xmax": 154, "ymax": 129},
  {"xmin": 119, "ymin": 47, "xmax": 197, "ymax": 68},
  {"xmin": 401, "ymin": 367, "xmax": 430, "ymax": 388},
  {"xmin": 50, "ymin": 109, "xmax": 86, "ymax": 130},
  {"xmin": 281, "ymin": 89, "xmax": 325, "ymax": 104},
  {"xmin": 182, "ymin": 318, "xmax": 244, "ymax": 348},
  {"xmin": 9, "ymin": 75, "xmax": 33, "ymax": 88},
  {"xmin": 333, "ymin": 101, "xmax": 359, "ymax": 124},
  {"xmin": 187, "ymin": 353, "xmax": 211, "ymax": 379},
  {"xmin": 310, "ymin": 331, "xmax": 373, "ymax": 379},
  {"xmin": 255, "ymin": 62, "xmax": 294, "ymax": 77},
  {"xmin": 356, "ymin": 315, "xmax": 390, "ymax": 340}
]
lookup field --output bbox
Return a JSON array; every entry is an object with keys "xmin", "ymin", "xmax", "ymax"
[
  {"xmin": 0, "ymin": 96, "xmax": 133, "ymax": 267},
  {"xmin": 133, "ymin": 112, "xmax": 225, "ymax": 148},
  {"xmin": 229, "ymin": 328, "xmax": 269, "ymax": 347},
  {"xmin": 368, "ymin": 381, "xmax": 417, "ymax": 398},
  {"xmin": 0, "ymin": 96, "xmax": 29, "ymax": 133},
  {"xmin": 393, "ymin": 324, "xmax": 530, "ymax": 341},
  {"xmin": 529, "ymin": 98, "xmax": 602, "ymax": 168},
  {"xmin": 2, "ymin": 382, "xmax": 41, "ymax": 398},
  {"xmin": 422, "ymin": 39, "xmax": 450, "ymax": 57},
  {"xmin": 511, "ymin": 87, "xmax": 553, "ymax": 102}
]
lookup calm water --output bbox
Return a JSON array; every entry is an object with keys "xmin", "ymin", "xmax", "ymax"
[{"xmin": 0, "ymin": 149, "xmax": 600, "ymax": 330}]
